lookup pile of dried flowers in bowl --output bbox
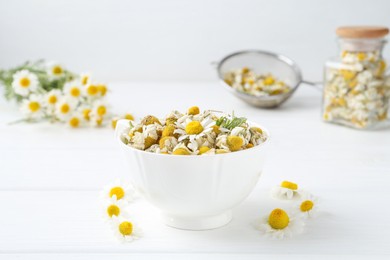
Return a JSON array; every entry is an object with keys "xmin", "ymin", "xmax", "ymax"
[{"xmin": 120, "ymin": 106, "xmax": 268, "ymax": 155}]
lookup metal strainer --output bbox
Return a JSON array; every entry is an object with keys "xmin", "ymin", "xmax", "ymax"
[{"xmin": 216, "ymin": 50, "xmax": 317, "ymax": 108}]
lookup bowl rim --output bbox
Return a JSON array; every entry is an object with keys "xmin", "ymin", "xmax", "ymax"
[
  {"xmin": 116, "ymin": 119, "xmax": 270, "ymax": 157},
  {"xmin": 216, "ymin": 49, "xmax": 303, "ymax": 102}
]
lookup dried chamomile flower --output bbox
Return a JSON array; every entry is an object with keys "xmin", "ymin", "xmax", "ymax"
[
  {"xmin": 110, "ymin": 217, "xmax": 142, "ymax": 243},
  {"xmin": 256, "ymin": 208, "xmax": 304, "ymax": 239},
  {"xmin": 122, "ymin": 108, "xmax": 268, "ymax": 155},
  {"xmin": 271, "ymin": 180, "xmax": 302, "ymax": 200},
  {"xmin": 224, "ymin": 68, "xmax": 291, "ymax": 97}
]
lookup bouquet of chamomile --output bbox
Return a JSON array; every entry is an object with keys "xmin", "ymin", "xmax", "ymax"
[{"xmin": 0, "ymin": 60, "xmax": 118, "ymax": 128}]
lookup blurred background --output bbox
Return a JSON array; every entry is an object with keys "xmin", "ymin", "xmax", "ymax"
[{"xmin": 1, "ymin": 0, "xmax": 389, "ymax": 82}]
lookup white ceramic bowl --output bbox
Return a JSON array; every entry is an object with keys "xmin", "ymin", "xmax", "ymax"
[{"xmin": 115, "ymin": 119, "xmax": 270, "ymax": 230}]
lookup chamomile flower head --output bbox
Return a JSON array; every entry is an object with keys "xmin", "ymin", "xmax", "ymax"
[
  {"xmin": 297, "ymin": 193, "xmax": 319, "ymax": 219},
  {"xmin": 271, "ymin": 180, "xmax": 302, "ymax": 200},
  {"xmin": 55, "ymin": 97, "xmax": 76, "ymax": 120},
  {"xmin": 97, "ymin": 83, "xmax": 108, "ymax": 96},
  {"xmin": 85, "ymin": 83, "xmax": 99, "ymax": 98},
  {"xmin": 110, "ymin": 216, "xmax": 142, "ymax": 243},
  {"xmin": 45, "ymin": 89, "xmax": 61, "ymax": 107},
  {"xmin": 64, "ymin": 81, "xmax": 83, "ymax": 100},
  {"xmin": 174, "ymin": 113, "xmax": 215, "ymax": 151},
  {"xmin": 256, "ymin": 208, "xmax": 304, "ymax": 239},
  {"xmin": 67, "ymin": 112, "xmax": 83, "ymax": 128},
  {"xmin": 92, "ymin": 100, "xmax": 109, "ymax": 117},
  {"xmin": 12, "ymin": 70, "xmax": 39, "ymax": 96},
  {"xmin": 79, "ymin": 73, "xmax": 91, "ymax": 86},
  {"xmin": 47, "ymin": 62, "xmax": 64, "ymax": 78},
  {"xmin": 102, "ymin": 197, "xmax": 129, "ymax": 222},
  {"xmin": 78, "ymin": 105, "xmax": 92, "ymax": 122},
  {"xmin": 101, "ymin": 179, "xmax": 136, "ymax": 203},
  {"xmin": 89, "ymin": 113, "xmax": 105, "ymax": 127},
  {"xmin": 21, "ymin": 94, "xmax": 44, "ymax": 119}
]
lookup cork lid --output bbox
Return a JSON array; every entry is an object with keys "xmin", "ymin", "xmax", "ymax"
[{"xmin": 336, "ymin": 26, "xmax": 389, "ymax": 39}]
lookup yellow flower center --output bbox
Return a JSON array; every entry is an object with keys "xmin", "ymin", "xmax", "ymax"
[
  {"xmin": 340, "ymin": 70, "xmax": 356, "ymax": 80},
  {"xmin": 109, "ymin": 187, "xmax": 125, "ymax": 200},
  {"xmin": 98, "ymin": 84, "xmax": 107, "ymax": 96},
  {"xmin": 52, "ymin": 66, "xmax": 63, "ymax": 75},
  {"xmin": 141, "ymin": 115, "xmax": 161, "ymax": 125},
  {"xmin": 48, "ymin": 95, "xmax": 57, "ymax": 104},
  {"xmin": 264, "ymin": 76, "xmax": 275, "ymax": 85},
  {"xmin": 173, "ymin": 148, "xmax": 190, "ymax": 155},
  {"xmin": 227, "ymin": 135, "xmax": 243, "ymax": 151},
  {"xmin": 111, "ymin": 118, "xmax": 118, "ymax": 129},
  {"xmin": 281, "ymin": 181, "xmax": 298, "ymax": 190},
  {"xmin": 97, "ymin": 105, "xmax": 106, "ymax": 116},
  {"xmin": 124, "ymin": 113, "xmax": 134, "ymax": 120},
  {"xmin": 268, "ymin": 208, "xmax": 290, "ymax": 230},
  {"xmin": 251, "ymin": 127, "xmax": 263, "ymax": 134},
  {"xmin": 70, "ymin": 87, "xmax": 80, "ymax": 97},
  {"xmin": 162, "ymin": 125, "xmax": 176, "ymax": 137},
  {"xmin": 199, "ymin": 146, "xmax": 210, "ymax": 154},
  {"xmin": 159, "ymin": 136, "xmax": 172, "ymax": 149},
  {"xmin": 96, "ymin": 117, "xmax": 103, "ymax": 126},
  {"xmin": 60, "ymin": 104, "xmax": 70, "ymax": 114},
  {"xmin": 81, "ymin": 75, "xmax": 89, "ymax": 85},
  {"xmin": 87, "ymin": 85, "xmax": 98, "ymax": 95},
  {"xmin": 300, "ymin": 200, "xmax": 314, "ymax": 212},
  {"xmin": 107, "ymin": 204, "xmax": 120, "ymax": 217},
  {"xmin": 28, "ymin": 101, "xmax": 40, "ymax": 112},
  {"xmin": 144, "ymin": 136, "xmax": 157, "ymax": 149},
  {"xmin": 212, "ymin": 125, "xmax": 221, "ymax": 134},
  {"xmin": 69, "ymin": 117, "xmax": 80, "ymax": 128},
  {"xmin": 185, "ymin": 121, "xmax": 203, "ymax": 135},
  {"xmin": 19, "ymin": 77, "xmax": 31, "ymax": 88},
  {"xmin": 188, "ymin": 106, "xmax": 200, "ymax": 115},
  {"xmin": 357, "ymin": 52, "xmax": 366, "ymax": 61},
  {"xmin": 119, "ymin": 221, "xmax": 133, "ymax": 236},
  {"xmin": 83, "ymin": 108, "xmax": 91, "ymax": 120},
  {"xmin": 246, "ymin": 143, "xmax": 254, "ymax": 149}
]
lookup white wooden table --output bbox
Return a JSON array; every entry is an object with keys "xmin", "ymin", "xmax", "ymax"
[{"xmin": 1, "ymin": 82, "xmax": 389, "ymax": 259}]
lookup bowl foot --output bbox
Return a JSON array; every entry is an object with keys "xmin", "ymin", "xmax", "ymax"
[{"xmin": 162, "ymin": 211, "xmax": 232, "ymax": 231}]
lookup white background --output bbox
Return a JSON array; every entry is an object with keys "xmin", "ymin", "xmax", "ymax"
[{"xmin": 1, "ymin": 0, "xmax": 390, "ymax": 82}]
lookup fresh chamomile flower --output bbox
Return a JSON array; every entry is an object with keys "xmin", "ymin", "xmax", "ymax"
[
  {"xmin": 92, "ymin": 100, "xmax": 109, "ymax": 117},
  {"xmin": 271, "ymin": 180, "xmax": 302, "ymax": 200},
  {"xmin": 47, "ymin": 62, "xmax": 64, "ymax": 78},
  {"xmin": 55, "ymin": 97, "xmax": 76, "ymax": 120},
  {"xmin": 12, "ymin": 70, "xmax": 39, "ymax": 96},
  {"xmin": 297, "ymin": 193, "xmax": 319, "ymax": 219},
  {"xmin": 110, "ymin": 216, "xmax": 142, "ymax": 243},
  {"xmin": 64, "ymin": 81, "xmax": 83, "ymax": 100},
  {"xmin": 79, "ymin": 73, "xmax": 91, "ymax": 86},
  {"xmin": 67, "ymin": 112, "xmax": 83, "ymax": 128},
  {"xmin": 78, "ymin": 105, "xmax": 92, "ymax": 122},
  {"xmin": 45, "ymin": 89, "xmax": 61, "ymax": 107},
  {"xmin": 102, "ymin": 197, "xmax": 129, "ymax": 222},
  {"xmin": 89, "ymin": 113, "xmax": 105, "ymax": 127},
  {"xmin": 85, "ymin": 83, "xmax": 99, "ymax": 98},
  {"xmin": 256, "ymin": 208, "xmax": 304, "ymax": 239},
  {"xmin": 101, "ymin": 179, "xmax": 136, "ymax": 203},
  {"xmin": 97, "ymin": 83, "xmax": 108, "ymax": 96},
  {"xmin": 20, "ymin": 94, "xmax": 44, "ymax": 119}
]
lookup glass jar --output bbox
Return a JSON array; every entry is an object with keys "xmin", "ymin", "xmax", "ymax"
[{"xmin": 322, "ymin": 26, "xmax": 390, "ymax": 129}]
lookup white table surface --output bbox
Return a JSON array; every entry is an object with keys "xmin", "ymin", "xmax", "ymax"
[{"xmin": 0, "ymin": 82, "xmax": 389, "ymax": 259}]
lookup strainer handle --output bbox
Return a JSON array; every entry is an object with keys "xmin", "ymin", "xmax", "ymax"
[{"xmin": 302, "ymin": 80, "xmax": 323, "ymax": 91}]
